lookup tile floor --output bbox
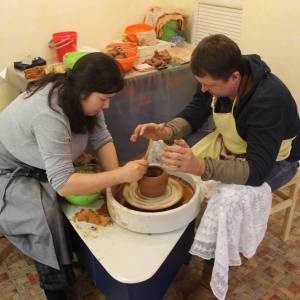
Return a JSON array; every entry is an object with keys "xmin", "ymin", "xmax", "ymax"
[{"xmin": 1, "ymin": 190, "xmax": 300, "ymax": 300}]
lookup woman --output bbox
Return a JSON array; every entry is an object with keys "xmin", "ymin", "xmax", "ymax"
[{"xmin": 0, "ymin": 52, "xmax": 148, "ymax": 299}]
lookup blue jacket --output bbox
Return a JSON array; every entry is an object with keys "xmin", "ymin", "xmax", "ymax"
[{"xmin": 177, "ymin": 55, "xmax": 300, "ymax": 186}]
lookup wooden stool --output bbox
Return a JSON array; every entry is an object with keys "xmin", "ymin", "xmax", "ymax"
[{"xmin": 271, "ymin": 169, "xmax": 300, "ymax": 241}]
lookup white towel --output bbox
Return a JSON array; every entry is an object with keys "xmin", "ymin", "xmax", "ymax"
[{"xmin": 190, "ymin": 182, "xmax": 272, "ymax": 300}]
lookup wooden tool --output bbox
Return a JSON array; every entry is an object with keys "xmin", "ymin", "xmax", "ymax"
[{"xmin": 143, "ymin": 139, "xmax": 153, "ymax": 160}]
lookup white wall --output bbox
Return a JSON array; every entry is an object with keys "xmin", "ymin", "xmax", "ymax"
[
  {"xmin": 0, "ymin": 0, "xmax": 193, "ymax": 70},
  {"xmin": 0, "ymin": 0, "xmax": 299, "ymax": 109},
  {"xmin": 241, "ymin": 0, "xmax": 300, "ymax": 108}
]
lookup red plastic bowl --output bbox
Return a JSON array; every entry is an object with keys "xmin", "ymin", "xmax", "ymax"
[{"xmin": 125, "ymin": 23, "xmax": 155, "ymax": 43}]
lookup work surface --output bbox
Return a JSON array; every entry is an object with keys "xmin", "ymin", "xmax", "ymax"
[{"xmin": 61, "ymin": 198, "xmax": 188, "ymax": 284}]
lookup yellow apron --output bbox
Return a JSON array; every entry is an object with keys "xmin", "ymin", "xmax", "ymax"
[{"xmin": 191, "ymin": 96, "xmax": 294, "ymax": 161}]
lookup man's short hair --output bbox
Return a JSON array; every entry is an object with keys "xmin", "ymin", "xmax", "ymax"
[{"xmin": 190, "ymin": 34, "xmax": 246, "ymax": 81}]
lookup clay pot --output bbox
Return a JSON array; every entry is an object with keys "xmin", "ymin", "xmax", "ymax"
[{"xmin": 137, "ymin": 165, "xmax": 168, "ymax": 198}]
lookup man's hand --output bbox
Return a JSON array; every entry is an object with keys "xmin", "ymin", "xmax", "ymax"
[
  {"xmin": 162, "ymin": 139, "xmax": 205, "ymax": 176},
  {"xmin": 130, "ymin": 123, "xmax": 172, "ymax": 142}
]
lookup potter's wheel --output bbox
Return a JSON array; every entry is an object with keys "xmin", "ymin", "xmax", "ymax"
[
  {"xmin": 123, "ymin": 178, "xmax": 183, "ymax": 210},
  {"xmin": 107, "ymin": 170, "xmax": 201, "ymax": 234}
]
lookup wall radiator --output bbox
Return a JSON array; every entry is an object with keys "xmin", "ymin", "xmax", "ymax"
[{"xmin": 191, "ymin": 0, "xmax": 244, "ymax": 46}]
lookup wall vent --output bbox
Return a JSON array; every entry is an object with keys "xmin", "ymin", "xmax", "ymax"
[{"xmin": 191, "ymin": 0, "xmax": 244, "ymax": 46}]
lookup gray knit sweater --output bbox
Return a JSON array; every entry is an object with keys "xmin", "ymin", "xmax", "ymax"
[{"xmin": 0, "ymin": 84, "xmax": 113, "ymax": 190}]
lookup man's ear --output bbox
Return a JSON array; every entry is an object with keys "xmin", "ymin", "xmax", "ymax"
[{"xmin": 231, "ymin": 71, "xmax": 240, "ymax": 82}]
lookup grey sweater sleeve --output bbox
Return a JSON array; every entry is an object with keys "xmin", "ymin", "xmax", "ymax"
[
  {"xmin": 31, "ymin": 112, "xmax": 76, "ymax": 190},
  {"xmin": 32, "ymin": 112, "xmax": 113, "ymax": 190},
  {"xmin": 0, "ymin": 90, "xmax": 113, "ymax": 191}
]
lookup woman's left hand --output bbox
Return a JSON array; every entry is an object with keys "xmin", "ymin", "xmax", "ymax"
[{"xmin": 162, "ymin": 139, "xmax": 205, "ymax": 176}]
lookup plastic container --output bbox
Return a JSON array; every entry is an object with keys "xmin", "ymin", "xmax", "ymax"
[
  {"xmin": 125, "ymin": 23, "xmax": 154, "ymax": 43},
  {"xmin": 115, "ymin": 51, "xmax": 139, "ymax": 72},
  {"xmin": 64, "ymin": 193, "xmax": 100, "ymax": 206},
  {"xmin": 161, "ymin": 20, "xmax": 180, "ymax": 41},
  {"xmin": 111, "ymin": 38, "xmax": 171, "ymax": 57},
  {"xmin": 64, "ymin": 165, "xmax": 102, "ymax": 205},
  {"xmin": 106, "ymin": 42, "xmax": 138, "ymax": 54},
  {"xmin": 63, "ymin": 51, "xmax": 91, "ymax": 69},
  {"xmin": 48, "ymin": 31, "xmax": 78, "ymax": 62}
]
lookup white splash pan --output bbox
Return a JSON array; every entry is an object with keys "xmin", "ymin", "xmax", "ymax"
[{"xmin": 107, "ymin": 171, "xmax": 201, "ymax": 234}]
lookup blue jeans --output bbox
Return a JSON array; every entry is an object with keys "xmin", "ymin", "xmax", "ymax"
[
  {"xmin": 265, "ymin": 160, "xmax": 298, "ymax": 191},
  {"xmin": 184, "ymin": 130, "xmax": 299, "ymax": 192}
]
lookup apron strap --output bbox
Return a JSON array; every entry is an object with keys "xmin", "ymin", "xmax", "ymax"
[{"xmin": 0, "ymin": 166, "xmax": 22, "ymax": 212}]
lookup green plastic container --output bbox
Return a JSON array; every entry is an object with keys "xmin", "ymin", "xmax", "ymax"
[
  {"xmin": 64, "ymin": 193, "xmax": 100, "ymax": 206},
  {"xmin": 161, "ymin": 20, "xmax": 180, "ymax": 41},
  {"xmin": 63, "ymin": 51, "xmax": 91, "ymax": 69},
  {"xmin": 64, "ymin": 165, "xmax": 102, "ymax": 206}
]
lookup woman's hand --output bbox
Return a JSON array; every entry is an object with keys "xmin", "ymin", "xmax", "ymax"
[
  {"xmin": 57, "ymin": 159, "xmax": 149, "ymax": 197},
  {"xmin": 130, "ymin": 123, "xmax": 172, "ymax": 142},
  {"xmin": 162, "ymin": 139, "xmax": 205, "ymax": 176},
  {"xmin": 120, "ymin": 159, "xmax": 149, "ymax": 183}
]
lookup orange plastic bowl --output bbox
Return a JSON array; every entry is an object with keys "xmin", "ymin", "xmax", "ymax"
[
  {"xmin": 106, "ymin": 42, "xmax": 138, "ymax": 54},
  {"xmin": 115, "ymin": 51, "xmax": 139, "ymax": 72},
  {"xmin": 125, "ymin": 23, "xmax": 155, "ymax": 43}
]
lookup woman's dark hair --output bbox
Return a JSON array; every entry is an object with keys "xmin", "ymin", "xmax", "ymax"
[
  {"xmin": 25, "ymin": 52, "xmax": 125, "ymax": 133},
  {"xmin": 190, "ymin": 34, "xmax": 248, "ymax": 81}
]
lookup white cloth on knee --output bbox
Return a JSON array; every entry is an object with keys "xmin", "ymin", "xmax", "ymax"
[
  {"xmin": 148, "ymin": 140, "xmax": 272, "ymax": 299},
  {"xmin": 190, "ymin": 182, "xmax": 272, "ymax": 300}
]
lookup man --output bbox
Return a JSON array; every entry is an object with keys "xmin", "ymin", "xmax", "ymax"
[{"xmin": 131, "ymin": 34, "xmax": 300, "ymax": 299}]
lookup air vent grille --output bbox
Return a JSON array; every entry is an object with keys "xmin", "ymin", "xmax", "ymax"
[{"xmin": 191, "ymin": 0, "xmax": 244, "ymax": 45}]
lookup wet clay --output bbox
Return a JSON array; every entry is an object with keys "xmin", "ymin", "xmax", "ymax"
[
  {"xmin": 72, "ymin": 204, "xmax": 111, "ymax": 226},
  {"xmin": 113, "ymin": 174, "xmax": 194, "ymax": 212},
  {"xmin": 137, "ymin": 165, "xmax": 168, "ymax": 198}
]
